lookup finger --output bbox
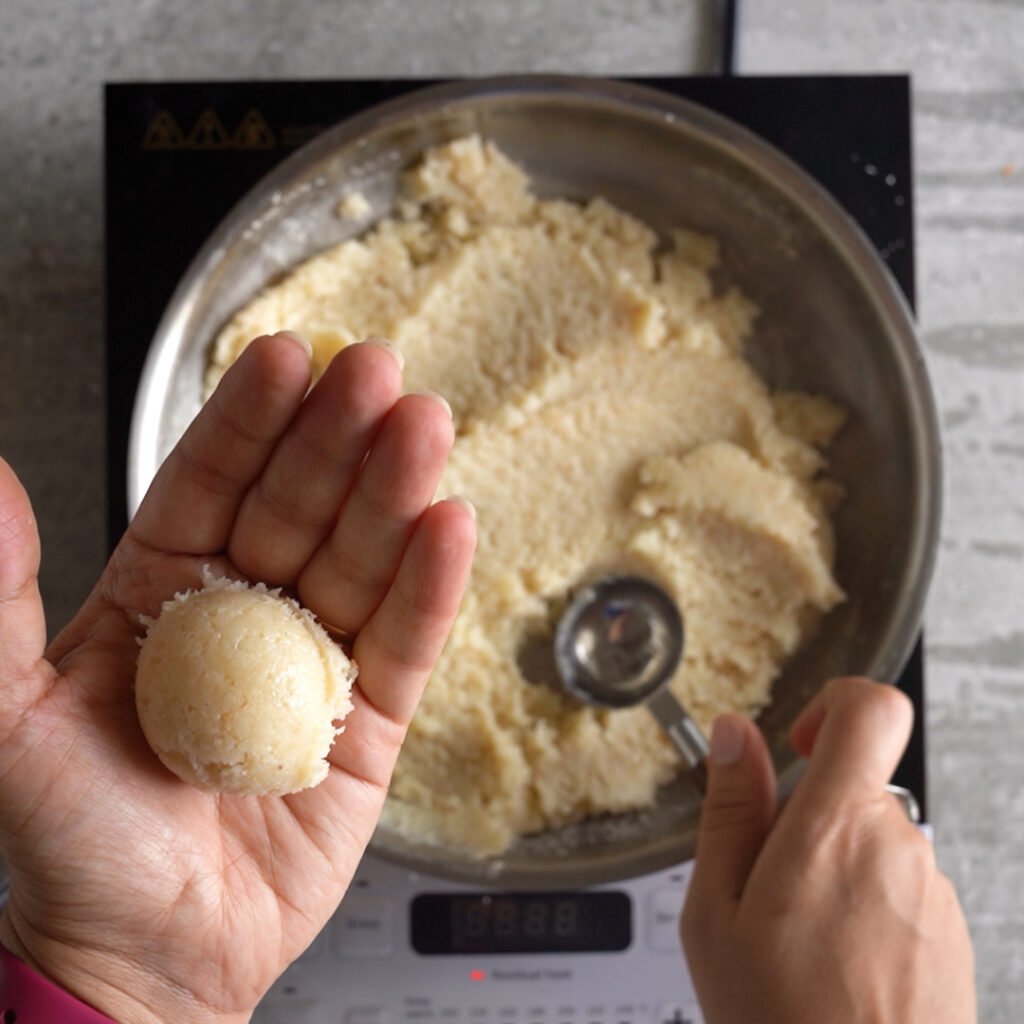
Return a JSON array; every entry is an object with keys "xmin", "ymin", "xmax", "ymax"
[
  {"xmin": 284, "ymin": 497, "xmax": 470, "ymax": 897},
  {"xmin": 788, "ymin": 685, "xmax": 829, "ymax": 758},
  {"xmin": 341, "ymin": 496, "xmax": 476, "ymax": 743},
  {"xmin": 0, "ymin": 457, "xmax": 50, "ymax": 700},
  {"xmin": 299, "ymin": 391, "xmax": 455, "ymax": 634},
  {"xmin": 683, "ymin": 714, "xmax": 777, "ymax": 937},
  {"xmin": 227, "ymin": 340, "xmax": 404, "ymax": 584},
  {"xmin": 789, "ymin": 677, "xmax": 913, "ymax": 813},
  {"xmin": 130, "ymin": 332, "xmax": 312, "ymax": 554}
]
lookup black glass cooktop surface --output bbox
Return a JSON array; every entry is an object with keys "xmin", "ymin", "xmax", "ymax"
[{"xmin": 104, "ymin": 75, "xmax": 925, "ymax": 814}]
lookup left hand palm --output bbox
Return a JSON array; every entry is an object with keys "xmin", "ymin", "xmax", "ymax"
[{"xmin": 0, "ymin": 334, "xmax": 476, "ymax": 1023}]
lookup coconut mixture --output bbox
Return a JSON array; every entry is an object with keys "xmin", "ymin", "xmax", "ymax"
[
  {"xmin": 135, "ymin": 570, "xmax": 356, "ymax": 796},
  {"xmin": 208, "ymin": 136, "xmax": 845, "ymax": 854}
]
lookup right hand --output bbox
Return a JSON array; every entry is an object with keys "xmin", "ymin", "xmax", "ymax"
[{"xmin": 681, "ymin": 677, "xmax": 976, "ymax": 1023}]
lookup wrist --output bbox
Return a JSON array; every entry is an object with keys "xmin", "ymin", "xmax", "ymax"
[
  {"xmin": 0, "ymin": 912, "xmax": 163, "ymax": 1024},
  {"xmin": 1, "ymin": 944, "xmax": 117, "ymax": 1022},
  {"xmin": 0, "ymin": 908, "xmax": 250, "ymax": 1024}
]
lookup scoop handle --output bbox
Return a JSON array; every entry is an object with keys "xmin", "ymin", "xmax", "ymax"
[{"xmin": 646, "ymin": 687, "xmax": 709, "ymax": 793}]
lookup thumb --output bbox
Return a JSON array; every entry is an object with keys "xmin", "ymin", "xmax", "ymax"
[
  {"xmin": 0, "ymin": 457, "xmax": 48, "ymax": 698},
  {"xmin": 683, "ymin": 715, "xmax": 776, "ymax": 933}
]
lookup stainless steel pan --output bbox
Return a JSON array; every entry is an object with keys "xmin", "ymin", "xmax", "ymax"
[{"xmin": 128, "ymin": 77, "xmax": 940, "ymax": 889}]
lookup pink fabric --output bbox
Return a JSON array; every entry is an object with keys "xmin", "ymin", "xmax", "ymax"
[{"xmin": 0, "ymin": 945, "xmax": 117, "ymax": 1022}]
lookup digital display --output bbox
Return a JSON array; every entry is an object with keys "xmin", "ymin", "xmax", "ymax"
[{"xmin": 411, "ymin": 891, "xmax": 632, "ymax": 955}]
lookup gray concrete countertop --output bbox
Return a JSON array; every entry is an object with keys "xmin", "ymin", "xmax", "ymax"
[{"xmin": 1, "ymin": 0, "xmax": 1021, "ymax": 1018}]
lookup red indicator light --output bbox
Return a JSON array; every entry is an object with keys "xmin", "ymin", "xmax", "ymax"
[{"xmin": 469, "ymin": 969, "xmax": 487, "ymax": 982}]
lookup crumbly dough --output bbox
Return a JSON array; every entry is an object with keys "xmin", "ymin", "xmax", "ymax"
[
  {"xmin": 337, "ymin": 191, "xmax": 372, "ymax": 220},
  {"xmin": 208, "ymin": 136, "xmax": 845, "ymax": 852},
  {"xmin": 135, "ymin": 571, "xmax": 357, "ymax": 795}
]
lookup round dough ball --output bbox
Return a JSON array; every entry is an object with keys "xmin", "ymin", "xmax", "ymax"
[{"xmin": 135, "ymin": 571, "xmax": 357, "ymax": 795}]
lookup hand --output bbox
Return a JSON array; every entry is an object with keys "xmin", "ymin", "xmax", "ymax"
[
  {"xmin": 681, "ymin": 677, "xmax": 976, "ymax": 1023},
  {"xmin": 0, "ymin": 333, "xmax": 476, "ymax": 1023}
]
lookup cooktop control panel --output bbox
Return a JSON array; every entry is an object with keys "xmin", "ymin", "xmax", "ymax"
[{"xmin": 254, "ymin": 857, "xmax": 703, "ymax": 1024}]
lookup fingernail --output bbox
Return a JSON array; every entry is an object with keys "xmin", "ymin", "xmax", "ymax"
[
  {"xmin": 363, "ymin": 336, "xmax": 405, "ymax": 371},
  {"xmin": 711, "ymin": 715, "xmax": 746, "ymax": 766},
  {"xmin": 414, "ymin": 390, "xmax": 453, "ymax": 419},
  {"xmin": 445, "ymin": 495, "xmax": 476, "ymax": 520},
  {"xmin": 278, "ymin": 331, "xmax": 313, "ymax": 359}
]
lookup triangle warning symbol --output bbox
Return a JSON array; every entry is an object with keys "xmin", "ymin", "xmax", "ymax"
[
  {"xmin": 187, "ymin": 109, "xmax": 230, "ymax": 150},
  {"xmin": 141, "ymin": 110, "xmax": 185, "ymax": 151},
  {"xmin": 233, "ymin": 109, "xmax": 276, "ymax": 150}
]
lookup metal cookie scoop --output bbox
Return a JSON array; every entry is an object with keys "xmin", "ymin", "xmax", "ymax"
[
  {"xmin": 554, "ymin": 575, "xmax": 708, "ymax": 792},
  {"xmin": 553, "ymin": 574, "xmax": 922, "ymax": 822}
]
